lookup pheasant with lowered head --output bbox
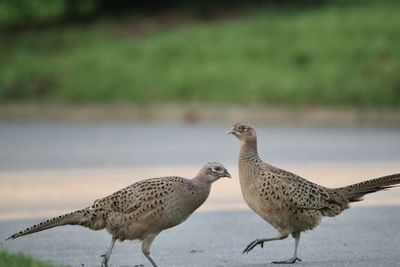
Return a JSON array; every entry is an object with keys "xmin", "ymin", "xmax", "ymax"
[{"xmin": 7, "ymin": 162, "xmax": 231, "ymax": 267}]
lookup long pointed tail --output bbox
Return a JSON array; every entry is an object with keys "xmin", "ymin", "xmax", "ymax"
[
  {"xmin": 337, "ymin": 173, "xmax": 400, "ymax": 202},
  {"xmin": 6, "ymin": 208, "xmax": 89, "ymax": 240}
]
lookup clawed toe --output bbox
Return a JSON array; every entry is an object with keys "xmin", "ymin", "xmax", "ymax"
[
  {"xmin": 101, "ymin": 254, "xmax": 109, "ymax": 267},
  {"xmin": 243, "ymin": 239, "xmax": 264, "ymax": 254},
  {"xmin": 272, "ymin": 257, "xmax": 302, "ymax": 264}
]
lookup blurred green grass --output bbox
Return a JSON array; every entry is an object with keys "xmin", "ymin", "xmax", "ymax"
[
  {"xmin": 1, "ymin": 0, "xmax": 400, "ymax": 107},
  {"xmin": 0, "ymin": 250, "xmax": 61, "ymax": 267}
]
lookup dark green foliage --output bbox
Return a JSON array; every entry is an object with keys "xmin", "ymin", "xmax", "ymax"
[
  {"xmin": 0, "ymin": 250, "xmax": 60, "ymax": 267},
  {"xmin": 0, "ymin": 0, "xmax": 96, "ymax": 27},
  {"xmin": 0, "ymin": 0, "xmax": 399, "ymax": 107},
  {"xmin": 0, "ymin": 0, "xmax": 329, "ymax": 29}
]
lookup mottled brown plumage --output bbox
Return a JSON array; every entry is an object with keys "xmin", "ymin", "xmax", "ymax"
[
  {"xmin": 229, "ymin": 122, "xmax": 400, "ymax": 264},
  {"xmin": 7, "ymin": 162, "xmax": 231, "ymax": 267}
]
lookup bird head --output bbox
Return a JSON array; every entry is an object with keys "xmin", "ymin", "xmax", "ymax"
[
  {"xmin": 201, "ymin": 162, "xmax": 231, "ymax": 183},
  {"xmin": 228, "ymin": 122, "xmax": 257, "ymax": 144}
]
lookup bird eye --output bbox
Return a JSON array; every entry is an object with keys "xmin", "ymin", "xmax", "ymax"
[
  {"xmin": 239, "ymin": 125, "xmax": 248, "ymax": 132},
  {"xmin": 212, "ymin": 167, "xmax": 222, "ymax": 172}
]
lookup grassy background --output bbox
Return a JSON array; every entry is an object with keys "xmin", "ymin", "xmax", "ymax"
[
  {"xmin": 1, "ymin": 0, "xmax": 400, "ymax": 108},
  {"xmin": 0, "ymin": 250, "xmax": 60, "ymax": 267}
]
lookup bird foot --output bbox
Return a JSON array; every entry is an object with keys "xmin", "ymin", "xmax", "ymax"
[
  {"xmin": 100, "ymin": 254, "xmax": 108, "ymax": 267},
  {"xmin": 272, "ymin": 257, "xmax": 302, "ymax": 264},
  {"xmin": 243, "ymin": 239, "xmax": 265, "ymax": 254}
]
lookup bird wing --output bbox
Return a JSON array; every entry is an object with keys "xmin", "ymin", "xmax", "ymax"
[
  {"xmin": 90, "ymin": 176, "xmax": 181, "ymax": 216},
  {"xmin": 266, "ymin": 164, "xmax": 344, "ymax": 213}
]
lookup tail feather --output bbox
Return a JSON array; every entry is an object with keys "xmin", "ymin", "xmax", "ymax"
[
  {"xmin": 6, "ymin": 209, "xmax": 88, "ymax": 240},
  {"xmin": 337, "ymin": 173, "xmax": 400, "ymax": 202}
]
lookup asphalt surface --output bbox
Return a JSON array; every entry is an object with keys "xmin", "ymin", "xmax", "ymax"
[
  {"xmin": 1, "ymin": 121, "xmax": 399, "ymax": 266},
  {"xmin": 1, "ymin": 122, "xmax": 400, "ymax": 171},
  {"xmin": 1, "ymin": 207, "xmax": 400, "ymax": 267}
]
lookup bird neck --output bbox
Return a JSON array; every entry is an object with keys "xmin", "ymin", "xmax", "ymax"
[
  {"xmin": 240, "ymin": 139, "xmax": 258, "ymax": 157},
  {"xmin": 192, "ymin": 174, "xmax": 214, "ymax": 188},
  {"xmin": 190, "ymin": 176, "xmax": 212, "ymax": 205}
]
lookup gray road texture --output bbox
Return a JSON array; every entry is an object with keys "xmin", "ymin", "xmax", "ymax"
[
  {"xmin": 1, "ymin": 121, "xmax": 400, "ymax": 266},
  {"xmin": 1, "ymin": 207, "xmax": 400, "ymax": 267},
  {"xmin": 1, "ymin": 121, "xmax": 400, "ymax": 171}
]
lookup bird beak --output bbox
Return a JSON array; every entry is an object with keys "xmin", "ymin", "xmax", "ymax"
[
  {"xmin": 227, "ymin": 128, "xmax": 236, "ymax": 135},
  {"xmin": 224, "ymin": 171, "xmax": 232, "ymax": 178}
]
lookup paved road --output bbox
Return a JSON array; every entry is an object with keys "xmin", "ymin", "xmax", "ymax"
[
  {"xmin": 1, "ymin": 121, "xmax": 400, "ymax": 171},
  {"xmin": 1, "ymin": 121, "xmax": 399, "ymax": 266},
  {"xmin": 1, "ymin": 207, "xmax": 400, "ymax": 267}
]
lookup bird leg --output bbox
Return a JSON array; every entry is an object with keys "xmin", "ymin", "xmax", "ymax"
[
  {"xmin": 101, "ymin": 236, "xmax": 117, "ymax": 267},
  {"xmin": 243, "ymin": 234, "xmax": 288, "ymax": 254},
  {"xmin": 142, "ymin": 233, "xmax": 159, "ymax": 267},
  {"xmin": 272, "ymin": 232, "xmax": 302, "ymax": 264}
]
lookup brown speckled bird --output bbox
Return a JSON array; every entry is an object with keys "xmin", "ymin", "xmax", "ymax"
[
  {"xmin": 229, "ymin": 122, "xmax": 400, "ymax": 264},
  {"xmin": 6, "ymin": 162, "xmax": 231, "ymax": 267}
]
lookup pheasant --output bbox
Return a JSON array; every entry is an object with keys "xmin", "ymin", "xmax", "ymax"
[
  {"xmin": 7, "ymin": 162, "xmax": 231, "ymax": 267},
  {"xmin": 229, "ymin": 122, "xmax": 400, "ymax": 264}
]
